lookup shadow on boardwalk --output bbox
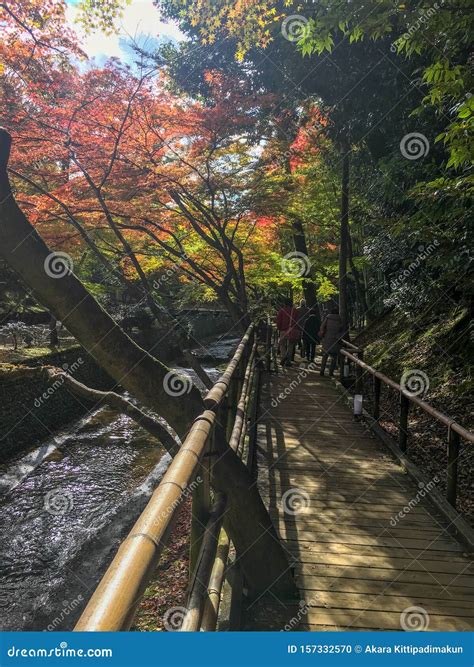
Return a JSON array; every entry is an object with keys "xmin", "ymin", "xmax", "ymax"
[{"xmin": 243, "ymin": 361, "xmax": 474, "ymax": 631}]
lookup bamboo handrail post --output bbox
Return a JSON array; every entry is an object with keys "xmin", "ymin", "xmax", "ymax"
[
  {"xmin": 246, "ymin": 356, "xmax": 261, "ymax": 472},
  {"xmin": 226, "ymin": 376, "xmax": 238, "ymax": 438},
  {"xmin": 189, "ymin": 440, "xmax": 212, "ymax": 578},
  {"xmin": 237, "ymin": 343, "xmax": 247, "ymax": 392},
  {"xmin": 230, "ymin": 343, "xmax": 256, "ymax": 454},
  {"xmin": 399, "ymin": 393, "xmax": 410, "ymax": 453},
  {"xmin": 355, "ymin": 362, "xmax": 363, "ymax": 396},
  {"xmin": 181, "ymin": 494, "xmax": 227, "ymax": 632},
  {"xmin": 214, "ymin": 399, "xmax": 227, "ymax": 444},
  {"xmin": 272, "ymin": 327, "xmax": 279, "ymax": 374},
  {"xmin": 356, "ymin": 349, "xmax": 365, "ymax": 392},
  {"xmin": 373, "ymin": 375, "xmax": 381, "ymax": 421},
  {"xmin": 237, "ymin": 354, "xmax": 256, "ymax": 460},
  {"xmin": 338, "ymin": 350, "xmax": 344, "ymax": 378},
  {"xmin": 447, "ymin": 428, "xmax": 460, "ymax": 508},
  {"xmin": 200, "ymin": 526, "xmax": 230, "ymax": 631},
  {"xmin": 265, "ymin": 316, "xmax": 271, "ymax": 372}
]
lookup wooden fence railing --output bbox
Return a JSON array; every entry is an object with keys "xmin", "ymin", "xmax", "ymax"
[
  {"xmin": 340, "ymin": 345, "xmax": 473, "ymax": 510},
  {"xmin": 75, "ymin": 324, "xmax": 259, "ymax": 632}
]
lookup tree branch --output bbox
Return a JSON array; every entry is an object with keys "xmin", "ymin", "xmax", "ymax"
[{"xmin": 44, "ymin": 367, "xmax": 180, "ymax": 454}]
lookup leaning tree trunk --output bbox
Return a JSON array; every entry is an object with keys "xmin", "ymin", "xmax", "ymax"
[
  {"xmin": 339, "ymin": 141, "xmax": 350, "ymax": 337},
  {"xmin": 0, "ymin": 128, "xmax": 296, "ymax": 600}
]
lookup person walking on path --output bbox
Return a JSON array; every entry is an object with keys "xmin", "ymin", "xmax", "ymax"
[
  {"xmin": 276, "ymin": 298, "xmax": 299, "ymax": 366},
  {"xmin": 319, "ymin": 307, "xmax": 344, "ymax": 376},
  {"xmin": 302, "ymin": 307, "xmax": 320, "ymax": 365},
  {"xmin": 295, "ymin": 299, "xmax": 309, "ymax": 358}
]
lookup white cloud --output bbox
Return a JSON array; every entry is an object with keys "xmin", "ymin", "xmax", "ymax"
[{"xmin": 66, "ymin": 0, "xmax": 184, "ymax": 61}]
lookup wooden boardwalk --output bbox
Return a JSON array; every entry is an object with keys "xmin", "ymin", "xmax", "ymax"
[{"xmin": 244, "ymin": 363, "xmax": 474, "ymax": 631}]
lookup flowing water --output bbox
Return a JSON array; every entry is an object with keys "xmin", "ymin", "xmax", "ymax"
[{"xmin": 0, "ymin": 336, "xmax": 238, "ymax": 631}]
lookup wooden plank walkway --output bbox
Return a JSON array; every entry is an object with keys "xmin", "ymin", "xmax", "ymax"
[{"xmin": 243, "ymin": 363, "xmax": 474, "ymax": 631}]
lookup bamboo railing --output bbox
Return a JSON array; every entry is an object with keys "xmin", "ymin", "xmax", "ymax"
[{"xmin": 74, "ymin": 323, "xmax": 259, "ymax": 632}]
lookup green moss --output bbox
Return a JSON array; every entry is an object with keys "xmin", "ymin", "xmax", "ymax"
[
  {"xmin": 0, "ymin": 344, "xmax": 79, "ymax": 364},
  {"xmin": 355, "ymin": 306, "xmax": 472, "ymax": 418}
]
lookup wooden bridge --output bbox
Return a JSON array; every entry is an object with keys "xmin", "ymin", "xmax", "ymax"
[{"xmin": 74, "ymin": 324, "xmax": 474, "ymax": 632}]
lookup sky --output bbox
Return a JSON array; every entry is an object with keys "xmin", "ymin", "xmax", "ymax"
[{"xmin": 66, "ymin": 0, "xmax": 184, "ymax": 65}]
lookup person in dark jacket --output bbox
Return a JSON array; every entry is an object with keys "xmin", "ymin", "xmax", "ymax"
[
  {"xmin": 302, "ymin": 307, "xmax": 320, "ymax": 364},
  {"xmin": 276, "ymin": 297, "xmax": 299, "ymax": 366},
  {"xmin": 319, "ymin": 307, "xmax": 343, "ymax": 376},
  {"xmin": 295, "ymin": 299, "xmax": 309, "ymax": 358}
]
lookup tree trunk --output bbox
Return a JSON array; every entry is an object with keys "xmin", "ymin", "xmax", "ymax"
[
  {"xmin": 278, "ymin": 121, "xmax": 320, "ymax": 323},
  {"xmin": 219, "ymin": 290, "xmax": 249, "ymax": 331},
  {"xmin": 339, "ymin": 142, "xmax": 350, "ymax": 336},
  {"xmin": 0, "ymin": 128, "xmax": 296, "ymax": 600},
  {"xmin": 291, "ymin": 218, "xmax": 321, "ymax": 322},
  {"xmin": 347, "ymin": 228, "xmax": 370, "ymax": 325}
]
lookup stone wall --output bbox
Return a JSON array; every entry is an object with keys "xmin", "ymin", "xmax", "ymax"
[
  {"xmin": 133, "ymin": 312, "xmax": 234, "ymax": 357},
  {"xmin": 184, "ymin": 310, "xmax": 234, "ymax": 340},
  {"xmin": 0, "ymin": 347, "xmax": 113, "ymax": 463}
]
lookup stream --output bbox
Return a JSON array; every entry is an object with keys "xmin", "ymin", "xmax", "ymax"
[{"xmin": 0, "ymin": 336, "xmax": 239, "ymax": 631}]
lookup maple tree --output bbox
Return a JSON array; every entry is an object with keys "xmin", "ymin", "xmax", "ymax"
[
  {"xmin": 2, "ymin": 2, "xmax": 360, "ymax": 330},
  {"xmin": 2, "ymin": 21, "xmax": 285, "ymax": 326},
  {"xmin": 0, "ymin": 0, "xmax": 297, "ymax": 598},
  {"xmin": 3, "ymin": 0, "xmax": 471, "ymax": 330},
  {"xmin": 65, "ymin": 0, "xmax": 472, "ymax": 324}
]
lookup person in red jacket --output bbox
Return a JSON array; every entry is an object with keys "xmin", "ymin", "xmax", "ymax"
[{"xmin": 276, "ymin": 297, "xmax": 300, "ymax": 366}]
